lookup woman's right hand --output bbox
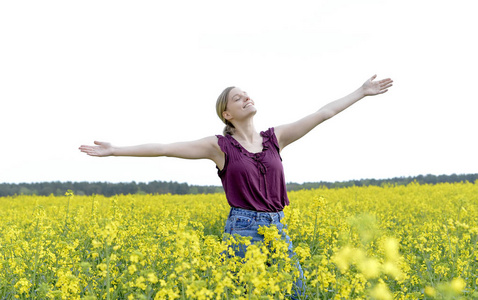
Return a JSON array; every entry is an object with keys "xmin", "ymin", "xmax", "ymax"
[{"xmin": 79, "ymin": 141, "xmax": 114, "ymax": 157}]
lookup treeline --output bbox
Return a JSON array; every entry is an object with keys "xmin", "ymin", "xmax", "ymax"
[
  {"xmin": 0, "ymin": 173, "xmax": 476, "ymax": 197},
  {"xmin": 286, "ymin": 173, "xmax": 478, "ymax": 191},
  {"xmin": 0, "ymin": 181, "xmax": 223, "ymax": 197}
]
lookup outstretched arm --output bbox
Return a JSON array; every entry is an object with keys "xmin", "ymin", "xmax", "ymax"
[
  {"xmin": 79, "ymin": 136, "xmax": 225, "ymax": 167},
  {"xmin": 275, "ymin": 75, "xmax": 393, "ymax": 150}
]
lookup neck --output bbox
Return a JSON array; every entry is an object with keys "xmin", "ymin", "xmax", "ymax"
[{"xmin": 231, "ymin": 118, "xmax": 258, "ymax": 142}]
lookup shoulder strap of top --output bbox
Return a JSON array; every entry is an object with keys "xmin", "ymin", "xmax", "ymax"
[{"xmin": 216, "ymin": 134, "xmax": 230, "ymax": 154}]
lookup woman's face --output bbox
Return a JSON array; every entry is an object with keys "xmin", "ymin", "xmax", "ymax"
[{"xmin": 223, "ymin": 87, "xmax": 256, "ymax": 122}]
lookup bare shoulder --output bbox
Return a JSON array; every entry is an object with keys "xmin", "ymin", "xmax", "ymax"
[
  {"xmin": 273, "ymin": 125, "xmax": 285, "ymax": 138},
  {"xmin": 188, "ymin": 135, "xmax": 222, "ymax": 155},
  {"xmin": 198, "ymin": 135, "xmax": 224, "ymax": 159},
  {"xmin": 159, "ymin": 135, "xmax": 222, "ymax": 161},
  {"xmin": 201, "ymin": 135, "xmax": 225, "ymax": 168},
  {"xmin": 272, "ymin": 125, "xmax": 288, "ymax": 151},
  {"xmin": 202, "ymin": 135, "xmax": 222, "ymax": 148}
]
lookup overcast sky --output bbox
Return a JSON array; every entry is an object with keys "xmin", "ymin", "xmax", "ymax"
[{"xmin": 1, "ymin": 0, "xmax": 477, "ymax": 186}]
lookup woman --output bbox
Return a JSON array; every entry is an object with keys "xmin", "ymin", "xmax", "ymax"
[{"xmin": 79, "ymin": 75, "xmax": 393, "ymax": 298}]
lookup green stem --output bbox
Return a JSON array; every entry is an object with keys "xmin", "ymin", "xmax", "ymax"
[
  {"xmin": 106, "ymin": 247, "xmax": 111, "ymax": 300},
  {"xmin": 64, "ymin": 195, "xmax": 71, "ymax": 234}
]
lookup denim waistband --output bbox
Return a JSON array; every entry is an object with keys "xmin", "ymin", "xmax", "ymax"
[{"xmin": 229, "ymin": 207, "xmax": 284, "ymax": 222}]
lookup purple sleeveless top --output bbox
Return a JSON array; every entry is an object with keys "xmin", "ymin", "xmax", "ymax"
[{"xmin": 216, "ymin": 127, "xmax": 289, "ymax": 212}]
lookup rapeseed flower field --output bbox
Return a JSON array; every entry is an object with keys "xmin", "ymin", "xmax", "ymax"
[{"xmin": 0, "ymin": 182, "xmax": 477, "ymax": 299}]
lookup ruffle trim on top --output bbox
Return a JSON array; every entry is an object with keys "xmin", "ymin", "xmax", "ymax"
[
  {"xmin": 225, "ymin": 128, "xmax": 277, "ymax": 175},
  {"xmin": 216, "ymin": 134, "xmax": 229, "ymax": 154},
  {"xmin": 215, "ymin": 135, "xmax": 229, "ymax": 175},
  {"xmin": 262, "ymin": 127, "xmax": 280, "ymax": 152}
]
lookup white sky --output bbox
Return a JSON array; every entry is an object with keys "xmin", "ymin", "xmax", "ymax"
[{"xmin": 1, "ymin": 0, "xmax": 477, "ymax": 186}]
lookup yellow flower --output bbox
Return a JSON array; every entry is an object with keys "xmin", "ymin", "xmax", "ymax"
[
  {"xmin": 96, "ymin": 263, "xmax": 107, "ymax": 277},
  {"xmin": 97, "ymin": 263, "xmax": 107, "ymax": 271},
  {"xmin": 128, "ymin": 264, "xmax": 137, "ymax": 275},
  {"xmin": 294, "ymin": 243, "xmax": 311, "ymax": 263},
  {"xmin": 382, "ymin": 261, "xmax": 403, "ymax": 280},
  {"xmin": 155, "ymin": 288, "xmax": 180, "ymax": 299},
  {"xmin": 147, "ymin": 272, "xmax": 158, "ymax": 284},
  {"xmin": 358, "ymin": 257, "xmax": 380, "ymax": 279},
  {"xmin": 383, "ymin": 237, "xmax": 399, "ymax": 261},
  {"xmin": 135, "ymin": 276, "xmax": 147, "ymax": 290},
  {"xmin": 2, "ymin": 182, "xmax": 478, "ymax": 299},
  {"xmin": 332, "ymin": 246, "xmax": 353, "ymax": 272},
  {"xmin": 450, "ymin": 277, "xmax": 466, "ymax": 293},
  {"xmin": 14, "ymin": 277, "xmax": 31, "ymax": 295},
  {"xmin": 92, "ymin": 239, "xmax": 102, "ymax": 249},
  {"xmin": 369, "ymin": 281, "xmax": 393, "ymax": 300},
  {"xmin": 130, "ymin": 253, "xmax": 140, "ymax": 263},
  {"xmin": 424, "ymin": 286, "xmax": 436, "ymax": 297}
]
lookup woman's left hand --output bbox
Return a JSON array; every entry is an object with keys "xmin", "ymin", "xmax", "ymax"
[{"xmin": 362, "ymin": 75, "xmax": 393, "ymax": 96}]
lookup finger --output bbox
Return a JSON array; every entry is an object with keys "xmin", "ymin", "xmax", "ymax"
[
  {"xmin": 79, "ymin": 146, "xmax": 96, "ymax": 155},
  {"xmin": 381, "ymin": 83, "xmax": 393, "ymax": 90},
  {"xmin": 80, "ymin": 149, "xmax": 92, "ymax": 155},
  {"xmin": 380, "ymin": 78, "xmax": 393, "ymax": 85},
  {"xmin": 370, "ymin": 74, "xmax": 377, "ymax": 81},
  {"xmin": 94, "ymin": 141, "xmax": 102, "ymax": 145},
  {"xmin": 85, "ymin": 150, "xmax": 99, "ymax": 156}
]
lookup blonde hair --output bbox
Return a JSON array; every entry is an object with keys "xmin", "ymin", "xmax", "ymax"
[{"xmin": 216, "ymin": 86, "xmax": 236, "ymax": 136}]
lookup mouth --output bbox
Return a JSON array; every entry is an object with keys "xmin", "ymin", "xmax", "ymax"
[{"xmin": 243, "ymin": 102, "xmax": 254, "ymax": 109}]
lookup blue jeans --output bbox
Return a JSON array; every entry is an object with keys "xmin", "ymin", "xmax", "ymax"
[{"xmin": 223, "ymin": 207, "xmax": 306, "ymax": 299}]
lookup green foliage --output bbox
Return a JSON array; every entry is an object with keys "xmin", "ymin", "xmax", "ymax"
[
  {"xmin": 1, "ymin": 173, "xmax": 477, "ymax": 196},
  {"xmin": 0, "ymin": 181, "xmax": 224, "ymax": 197}
]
